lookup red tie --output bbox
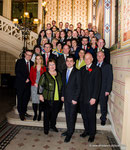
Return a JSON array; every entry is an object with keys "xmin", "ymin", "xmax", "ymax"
[
  {"xmin": 27, "ymin": 62, "xmax": 29, "ymax": 73},
  {"xmin": 46, "ymin": 53, "xmax": 49, "ymax": 65},
  {"xmin": 84, "ymin": 45, "xmax": 86, "ymax": 50}
]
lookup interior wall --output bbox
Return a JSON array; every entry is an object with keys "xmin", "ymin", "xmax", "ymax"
[
  {"xmin": 0, "ymin": 51, "xmax": 16, "ymax": 76},
  {"xmin": 96, "ymin": 0, "xmax": 103, "ymax": 38},
  {"xmin": 45, "ymin": 0, "xmax": 88, "ymax": 29},
  {"xmin": 109, "ymin": 0, "xmax": 130, "ymax": 148}
]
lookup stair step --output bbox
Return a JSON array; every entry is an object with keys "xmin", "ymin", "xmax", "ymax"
[
  {"xmin": 28, "ymin": 101, "xmax": 101, "ymax": 110},
  {"xmin": 6, "ymin": 111, "xmax": 111, "ymax": 131},
  {"xmin": 13, "ymin": 106, "xmax": 109, "ymax": 121}
]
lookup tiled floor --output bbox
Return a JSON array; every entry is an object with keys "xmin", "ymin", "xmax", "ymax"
[
  {"xmin": 2, "ymin": 125, "xmax": 120, "ymax": 150},
  {"xmin": 0, "ymin": 87, "xmax": 120, "ymax": 150}
]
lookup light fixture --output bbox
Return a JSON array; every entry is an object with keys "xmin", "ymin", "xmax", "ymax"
[
  {"xmin": 45, "ymin": 7, "xmax": 48, "ymax": 12},
  {"xmin": 33, "ymin": 18, "xmax": 39, "ymax": 25},
  {"xmin": 13, "ymin": 18, "xmax": 18, "ymax": 24},
  {"xmin": 24, "ymin": 12, "xmax": 29, "ymax": 18},
  {"xmin": 42, "ymin": 1, "xmax": 47, "ymax": 7}
]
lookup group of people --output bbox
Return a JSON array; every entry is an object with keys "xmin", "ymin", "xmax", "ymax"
[{"xmin": 15, "ymin": 20, "xmax": 113, "ymax": 143}]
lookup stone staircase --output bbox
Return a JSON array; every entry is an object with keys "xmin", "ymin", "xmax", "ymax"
[
  {"xmin": 7, "ymin": 101, "xmax": 111, "ymax": 131},
  {"xmin": 0, "ymin": 15, "xmax": 38, "ymax": 58}
]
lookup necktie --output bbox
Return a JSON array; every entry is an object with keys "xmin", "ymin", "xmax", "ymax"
[
  {"xmin": 66, "ymin": 69, "xmax": 70, "ymax": 83},
  {"xmin": 46, "ymin": 53, "xmax": 49, "ymax": 65},
  {"xmin": 84, "ymin": 45, "xmax": 86, "ymax": 50},
  {"xmin": 99, "ymin": 48, "xmax": 102, "ymax": 51},
  {"xmin": 27, "ymin": 62, "xmax": 29, "ymax": 73},
  {"xmin": 97, "ymin": 63, "xmax": 101, "ymax": 67}
]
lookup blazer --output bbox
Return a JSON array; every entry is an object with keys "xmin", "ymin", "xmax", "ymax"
[
  {"xmin": 42, "ymin": 50, "xmax": 57, "ymax": 67},
  {"xmin": 57, "ymin": 55, "xmax": 67, "ymax": 73},
  {"xmin": 99, "ymin": 47, "xmax": 110, "ymax": 64},
  {"xmin": 76, "ymin": 59, "xmax": 86, "ymax": 70},
  {"xmin": 15, "ymin": 58, "xmax": 34, "ymax": 90},
  {"xmin": 62, "ymin": 67, "xmax": 81, "ymax": 103},
  {"xmin": 80, "ymin": 64, "xmax": 101, "ymax": 104},
  {"xmin": 30, "ymin": 66, "xmax": 46, "ymax": 86},
  {"xmin": 38, "ymin": 71, "xmax": 62, "ymax": 101},
  {"xmin": 99, "ymin": 62, "xmax": 113, "ymax": 98}
]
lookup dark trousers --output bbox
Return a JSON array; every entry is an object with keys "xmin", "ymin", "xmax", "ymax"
[
  {"xmin": 64, "ymin": 102, "xmax": 77, "ymax": 136},
  {"xmin": 32, "ymin": 103, "xmax": 42, "ymax": 117},
  {"xmin": 99, "ymin": 95, "xmax": 108, "ymax": 122},
  {"xmin": 80, "ymin": 103, "xmax": 96, "ymax": 137},
  {"xmin": 16, "ymin": 83, "xmax": 31, "ymax": 116},
  {"xmin": 43, "ymin": 100, "xmax": 60, "ymax": 132}
]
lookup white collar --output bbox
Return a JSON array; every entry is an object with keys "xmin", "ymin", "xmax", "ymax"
[
  {"xmin": 25, "ymin": 58, "xmax": 29, "ymax": 63},
  {"xmin": 86, "ymin": 63, "xmax": 92, "ymax": 69}
]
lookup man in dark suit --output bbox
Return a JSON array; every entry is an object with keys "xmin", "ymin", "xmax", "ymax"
[
  {"xmin": 80, "ymin": 53, "xmax": 101, "ymax": 142},
  {"xmin": 15, "ymin": 50, "xmax": 34, "ymax": 121},
  {"xmin": 61, "ymin": 55, "xmax": 81, "ymax": 143},
  {"xmin": 80, "ymin": 37, "xmax": 90, "ymax": 52},
  {"xmin": 97, "ymin": 51, "xmax": 113, "ymax": 125},
  {"xmin": 42, "ymin": 43, "xmax": 57, "ymax": 68},
  {"xmin": 97, "ymin": 39, "xmax": 110, "ymax": 64},
  {"xmin": 46, "ymin": 29, "xmax": 53, "ymax": 43},
  {"xmin": 57, "ymin": 44, "xmax": 70, "ymax": 73},
  {"xmin": 64, "ymin": 22, "xmax": 70, "ymax": 37}
]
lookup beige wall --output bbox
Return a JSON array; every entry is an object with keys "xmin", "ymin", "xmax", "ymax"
[
  {"xmin": 110, "ymin": 48, "xmax": 130, "ymax": 150},
  {"xmin": 0, "ymin": 51, "xmax": 16, "ymax": 76},
  {"xmin": 44, "ymin": 0, "xmax": 88, "ymax": 29}
]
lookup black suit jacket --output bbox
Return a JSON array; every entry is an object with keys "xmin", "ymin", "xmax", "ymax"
[
  {"xmin": 102, "ymin": 47, "xmax": 110, "ymax": 64},
  {"xmin": 15, "ymin": 58, "xmax": 34, "ymax": 90},
  {"xmin": 80, "ymin": 64, "xmax": 101, "ymax": 104},
  {"xmin": 57, "ymin": 55, "xmax": 67, "ymax": 73},
  {"xmin": 42, "ymin": 51, "xmax": 57, "ymax": 67},
  {"xmin": 99, "ymin": 62, "xmax": 113, "ymax": 98},
  {"xmin": 62, "ymin": 67, "xmax": 81, "ymax": 103}
]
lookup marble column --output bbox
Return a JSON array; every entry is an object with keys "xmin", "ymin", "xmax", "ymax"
[
  {"xmin": 87, "ymin": 0, "xmax": 93, "ymax": 24},
  {"xmin": 38, "ymin": 0, "xmax": 43, "ymax": 33},
  {"xmin": 3, "ymin": 0, "xmax": 12, "ymax": 20},
  {"xmin": 103, "ymin": 0, "xmax": 111, "ymax": 48},
  {"xmin": 92, "ymin": 0, "xmax": 96, "ymax": 26},
  {"xmin": 111, "ymin": 0, "xmax": 115, "ymax": 46}
]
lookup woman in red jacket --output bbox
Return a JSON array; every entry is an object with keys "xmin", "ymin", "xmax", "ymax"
[{"xmin": 30, "ymin": 55, "xmax": 46, "ymax": 121}]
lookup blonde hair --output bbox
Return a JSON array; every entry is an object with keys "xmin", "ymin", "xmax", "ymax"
[
  {"xmin": 41, "ymin": 37, "xmax": 48, "ymax": 45},
  {"xmin": 33, "ymin": 55, "xmax": 44, "ymax": 68}
]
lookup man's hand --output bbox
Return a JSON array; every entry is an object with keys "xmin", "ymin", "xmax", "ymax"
[
  {"xmin": 39, "ymin": 95, "xmax": 44, "ymax": 102},
  {"xmin": 61, "ymin": 97, "xmax": 64, "ymax": 102},
  {"xmin": 34, "ymin": 83, "xmax": 38, "ymax": 88},
  {"xmin": 105, "ymin": 92, "xmax": 109, "ymax": 96},
  {"xmin": 90, "ymin": 98, "xmax": 96, "ymax": 105},
  {"xmin": 72, "ymin": 100, "xmax": 77, "ymax": 105},
  {"xmin": 26, "ymin": 78, "xmax": 30, "ymax": 83}
]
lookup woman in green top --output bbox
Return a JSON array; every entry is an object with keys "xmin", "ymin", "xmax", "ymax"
[
  {"xmin": 38, "ymin": 59, "xmax": 62, "ymax": 135},
  {"xmin": 76, "ymin": 49, "xmax": 86, "ymax": 70}
]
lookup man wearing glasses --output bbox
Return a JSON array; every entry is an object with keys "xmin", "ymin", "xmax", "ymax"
[
  {"xmin": 42, "ymin": 43, "xmax": 57, "ymax": 68},
  {"xmin": 15, "ymin": 50, "xmax": 34, "ymax": 121}
]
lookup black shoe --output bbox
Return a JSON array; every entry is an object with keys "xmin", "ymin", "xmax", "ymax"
[
  {"xmin": 19, "ymin": 114, "xmax": 25, "ymax": 121},
  {"xmin": 50, "ymin": 126, "xmax": 58, "ymax": 132},
  {"xmin": 101, "ymin": 120, "xmax": 106, "ymax": 126},
  {"xmin": 61, "ymin": 131, "xmax": 68, "ymax": 136},
  {"xmin": 80, "ymin": 131, "xmax": 89, "ymax": 138},
  {"xmin": 25, "ymin": 113, "xmax": 32, "ymax": 117},
  {"xmin": 44, "ymin": 130, "xmax": 49, "ymax": 135},
  {"xmin": 64, "ymin": 135, "xmax": 72, "ymax": 143},
  {"xmin": 88, "ymin": 136, "xmax": 95, "ymax": 142},
  {"xmin": 37, "ymin": 115, "xmax": 41, "ymax": 121},
  {"xmin": 33, "ymin": 115, "xmax": 37, "ymax": 121}
]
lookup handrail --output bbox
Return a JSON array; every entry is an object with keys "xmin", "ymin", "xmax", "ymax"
[{"xmin": 0, "ymin": 15, "xmax": 38, "ymax": 50}]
